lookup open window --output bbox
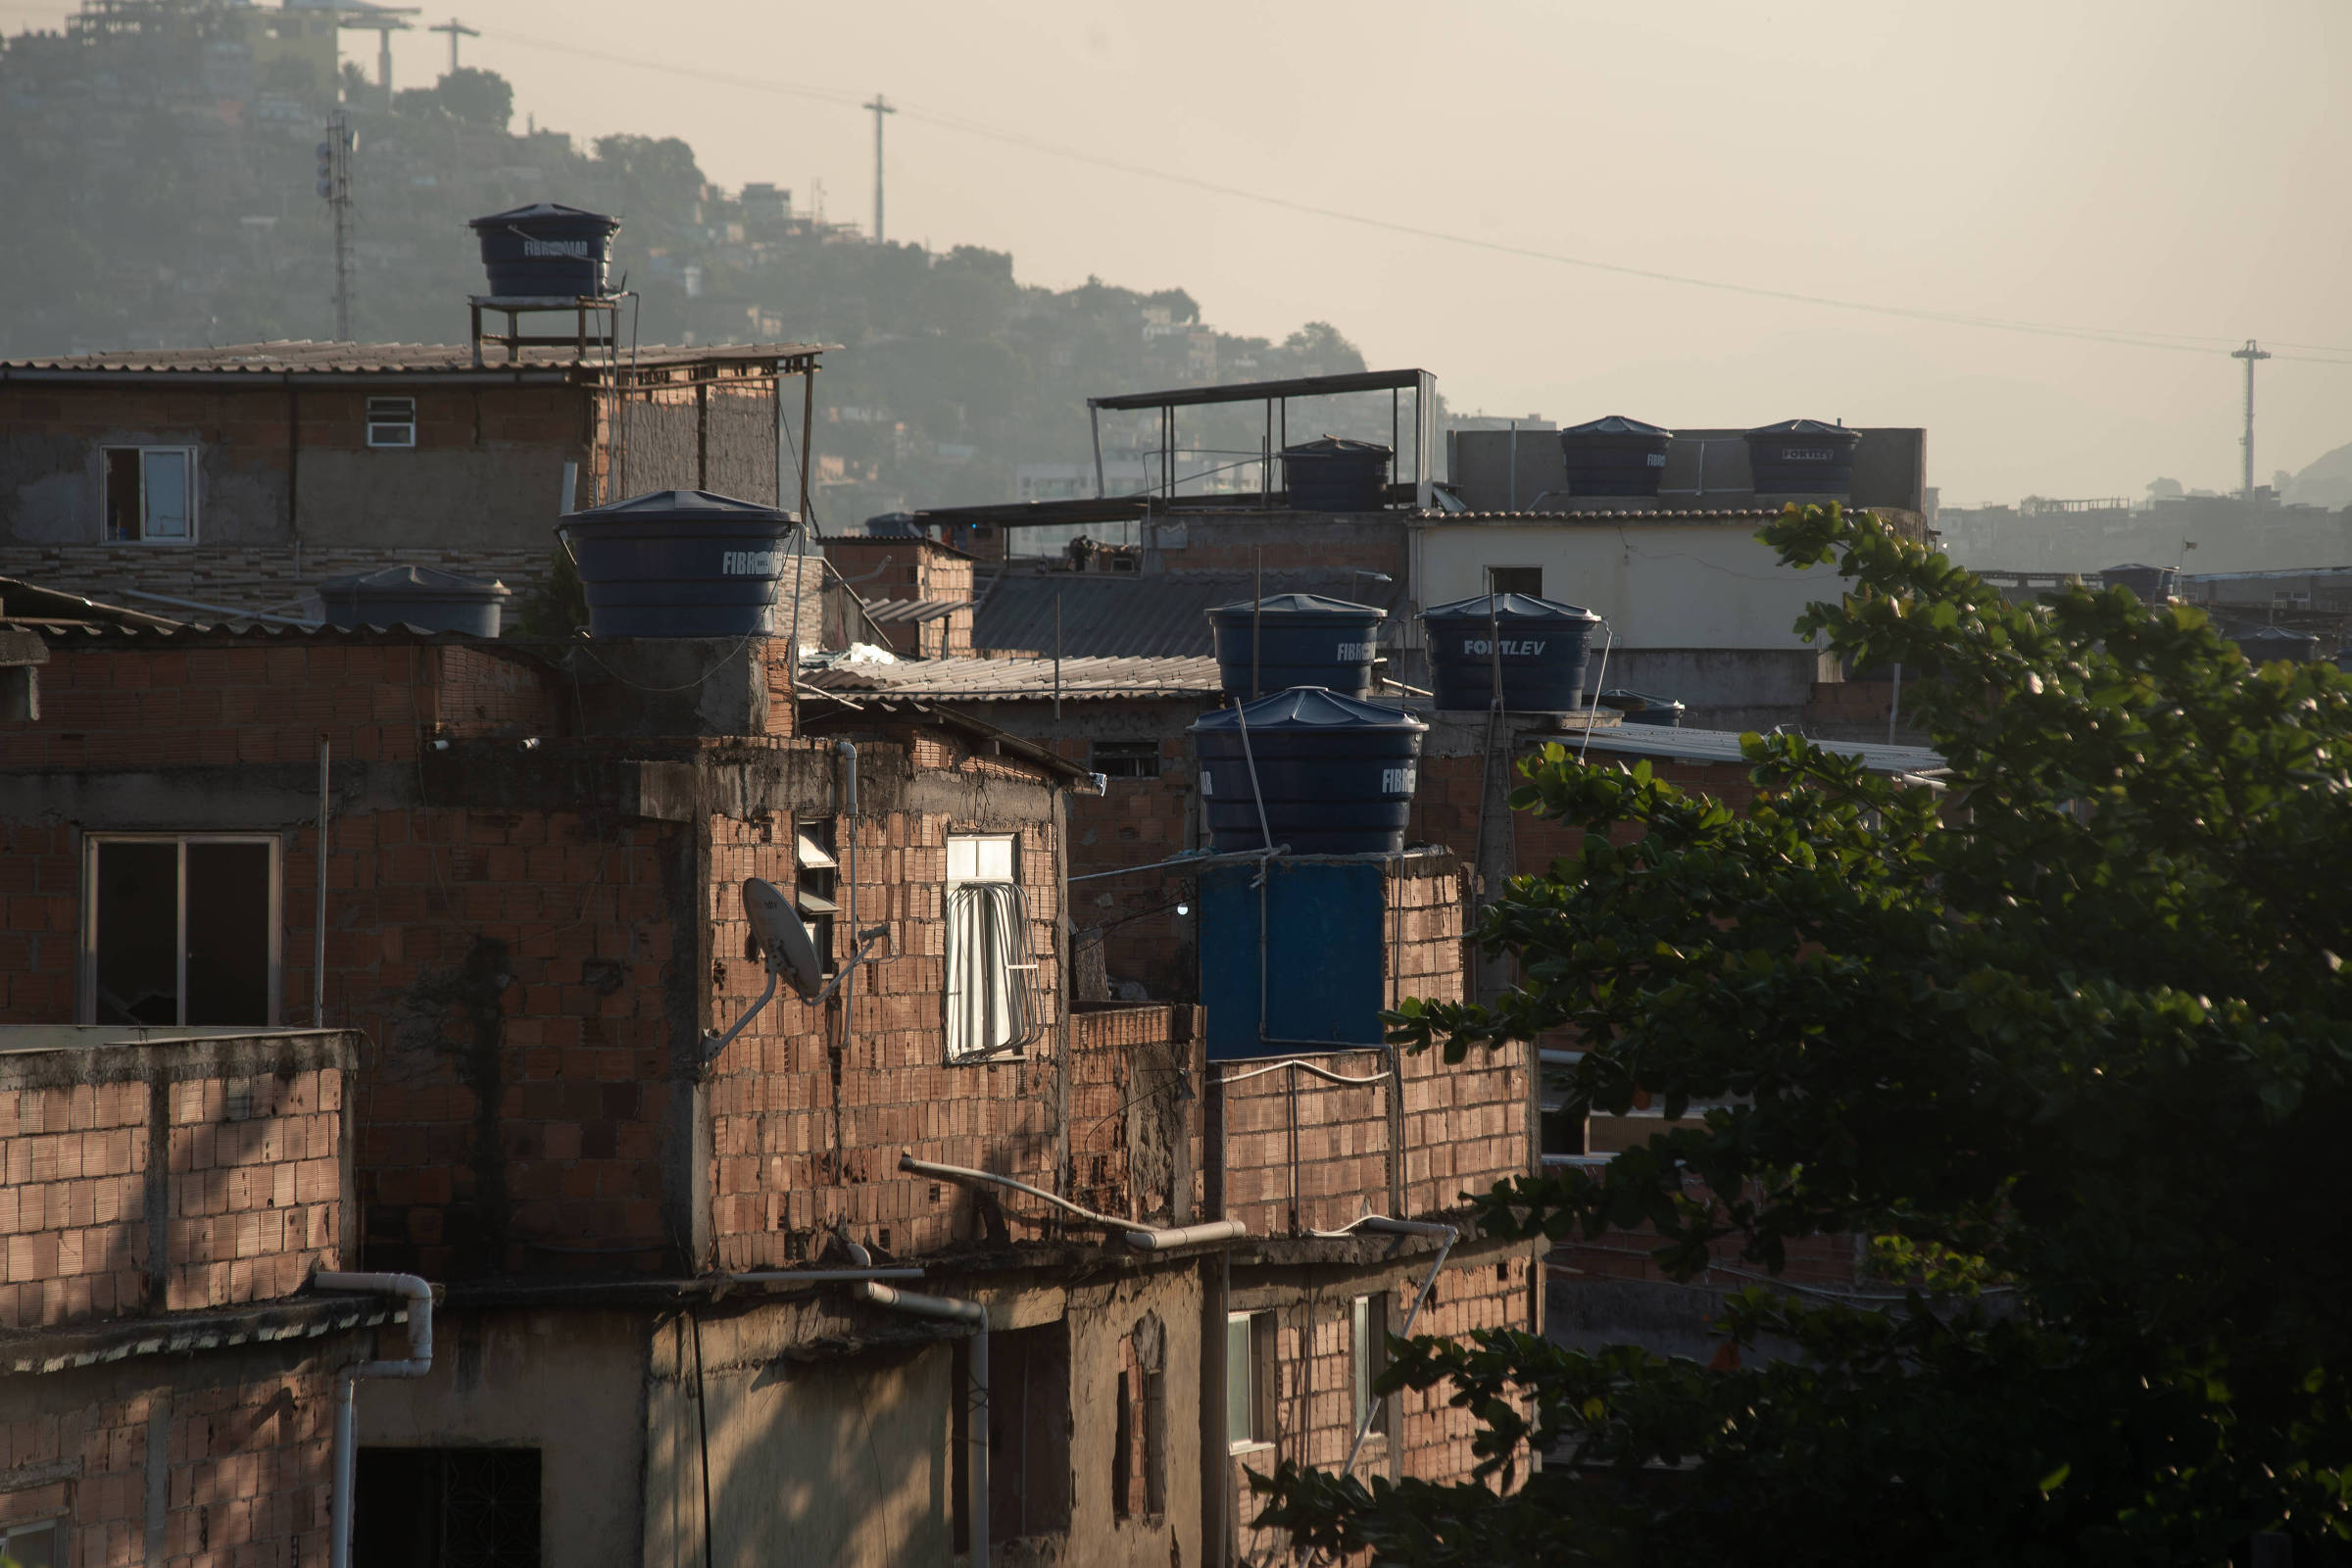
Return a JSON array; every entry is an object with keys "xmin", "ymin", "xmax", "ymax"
[
  {"xmin": 1352, "ymin": 1294, "xmax": 1390, "ymax": 1438},
  {"xmin": 1485, "ymin": 565, "xmax": 1543, "ymax": 597},
  {"xmin": 102, "ymin": 446, "xmax": 195, "ymax": 543},
  {"xmin": 955, "ymin": 1321, "xmax": 1071, "ymax": 1551},
  {"xmin": 0, "ymin": 1519, "xmax": 59, "ymax": 1568},
  {"xmin": 1226, "ymin": 1310, "xmax": 1277, "ymax": 1451},
  {"xmin": 355, "ymin": 1446, "xmax": 541, "ymax": 1568},
  {"xmin": 794, "ymin": 818, "xmax": 839, "ymax": 971},
  {"xmin": 81, "ymin": 835, "xmax": 279, "ymax": 1026},
  {"xmin": 945, "ymin": 832, "xmax": 1037, "ymax": 1060},
  {"xmin": 367, "ymin": 396, "xmax": 417, "ymax": 449},
  {"xmin": 1089, "ymin": 740, "xmax": 1161, "ymax": 780},
  {"xmin": 1114, "ymin": 1313, "xmax": 1167, "ymax": 1521}
]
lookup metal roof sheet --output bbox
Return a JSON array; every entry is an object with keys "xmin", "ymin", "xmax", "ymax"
[
  {"xmin": 863, "ymin": 598, "xmax": 968, "ymax": 624},
  {"xmin": 1413, "ymin": 508, "xmax": 1784, "ymax": 524},
  {"xmin": 973, "ymin": 568, "xmax": 1407, "ymax": 659},
  {"xmin": 803, "ymin": 655, "xmax": 1222, "ymax": 702},
  {"xmin": 1570, "ymin": 725, "xmax": 1946, "ymax": 775},
  {"xmin": 0, "ymin": 339, "xmax": 830, "ymax": 376}
]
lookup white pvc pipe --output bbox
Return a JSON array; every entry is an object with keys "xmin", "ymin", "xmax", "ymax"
[
  {"xmin": 858, "ymin": 1282, "xmax": 989, "ymax": 1568},
  {"xmin": 314, "ymin": 1272, "xmax": 435, "ymax": 1568},
  {"xmin": 900, "ymin": 1152, "xmax": 1249, "ymax": 1250},
  {"xmin": 1316, "ymin": 1218, "xmax": 1457, "ymax": 1483}
]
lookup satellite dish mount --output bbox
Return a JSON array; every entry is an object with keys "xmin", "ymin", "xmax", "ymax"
[{"xmin": 704, "ymin": 878, "xmax": 889, "ymax": 1063}]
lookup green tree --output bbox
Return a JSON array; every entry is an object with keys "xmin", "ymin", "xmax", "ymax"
[
  {"xmin": 432, "ymin": 67, "xmax": 514, "ymax": 131},
  {"xmin": 1259, "ymin": 504, "xmax": 2352, "ymax": 1565}
]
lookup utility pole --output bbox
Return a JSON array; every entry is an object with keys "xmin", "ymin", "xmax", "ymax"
[
  {"xmin": 428, "ymin": 16, "xmax": 477, "ymax": 74},
  {"xmin": 864, "ymin": 93, "xmax": 895, "ymax": 243},
  {"xmin": 2231, "ymin": 339, "xmax": 2271, "ymax": 501},
  {"xmin": 317, "ymin": 113, "xmax": 356, "ymax": 340}
]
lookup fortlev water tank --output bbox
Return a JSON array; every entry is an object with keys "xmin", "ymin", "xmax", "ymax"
[
  {"xmin": 1421, "ymin": 592, "xmax": 1602, "ymax": 712},
  {"xmin": 2099, "ymin": 563, "xmax": 2179, "ymax": 602},
  {"xmin": 1206, "ymin": 593, "xmax": 1385, "ymax": 700},
  {"xmin": 319, "ymin": 564, "xmax": 510, "ymax": 637},
  {"xmin": 1282, "ymin": 437, "xmax": 1391, "ymax": 513},
  {"xmin": 2232, "ymin": 625, "xmax": 2320, "ymax": 665},
  {"xmin": 468, "ymin": 202, "xmax": 621, "ymax": 298},
  {"xmin": 1559, "ymin": 415, "xmax": 1674, "ymax": 498},
  {"xmin": 1595, "ymin": 689, "xmax": 1686, "ymax": 727},
  {"xmin": 1744, "ymin": 418, "xmax": 1861, "ymax": 496},
  {"xmin": 558, "ymin": 489, "xmax": 799, "ymax": 638},
  {"xmin": 1190, "ymin": 687, "xmax": 1425, "ymax": 856}
]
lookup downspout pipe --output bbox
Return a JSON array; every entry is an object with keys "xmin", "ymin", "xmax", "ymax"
[
  {"xmin": 314, "ymin": 1272, "xmax": 435, "ymax": 1568},
  {"xmin": 840, "ymin": 1242, "xmax": 989, "ymax": 1568},
  {"xmin": 1309, "ymin": 1217, "xmax": 1457, "ymax": 1483}
]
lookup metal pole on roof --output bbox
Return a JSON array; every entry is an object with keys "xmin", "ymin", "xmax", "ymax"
[
  {"xmin": 1054, "ymin": 590, "xmax": 1062, "ymax": 728},
  {"xmin": 315, "ymin": 736, "xmax": 329, "ymax": 1026},
  {"xmin": 1089, "ymin": 402, "xmax": 1105, "ymax": 498},
  {"xmin": 1252, "ymin": 546, "xmax": 1263, "ymax": 701}
]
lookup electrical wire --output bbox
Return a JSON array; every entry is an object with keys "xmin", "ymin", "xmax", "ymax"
[{"xmin": 470, "ymin": 24, "xmax": 2352, "ymax": 367}]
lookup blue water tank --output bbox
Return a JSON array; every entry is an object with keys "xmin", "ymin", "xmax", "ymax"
[
  {"xmin": 1743, "ymin": 418, "xmax": 1861, "ymax": 496},
  {"xmin": 1595, "ymin": 689, "xmax": 1686, "ymax": 727},
  {"xmin": 468, "ymin": 202, "xmax": 621, "ymax": 298},
  {"xmin": 1200, "ymin": 857, "xmax": 1387, "ymax": 1058},
  {"xmin": 319, "ymin": 564, "xmax": 510, "ymax": 637},
  {"xmin": 1421, "ymin": 592, "xmax": 1601, "ymax": 712},
  {"xmin": 2099, "ymin": 563, "xmax": 2179, "ymax": 602},
  {"xmin": 1206, "ymin": 593, "xmax": 1385, "ymax": 700},
  {"xmin": 558, "ymin": 489, "xmax": 799, "ymax": 638},
  {"xmin": 1190, "ymin": 687, "xmax": 1425, "ymax": 856},
  {"xmin": 1283, "ymin": 437, "xmax": 1391, "ymax": 512},
  {"xmin": 2232, "ymin": 625, "xmax": 2320, "ymax": 665},
  {"xmin": 1559, "ymin": 415, "xmax": 1674, "ymax": 498}
]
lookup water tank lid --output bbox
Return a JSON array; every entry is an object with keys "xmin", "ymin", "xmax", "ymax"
[
  {"xmin": 1744, "ymin": 417, "xmax": 1858, "ymax": 440},
  {"xmin": 1206, "ymin": 592, "xmax": 1387, "ymax": 621},
  {"xmin": 319, "ymin": 564, "xmax": 511, "ymax": 597},
  {"xmin": 1421, "ymin": 591, "xmax": 1600, "ymax": 624},
  {"xmin": 1190, "ymin": 686, "xmax": 1425, "ymax": 735},
  {"xmin": 1561, "ymin": 415, "xmax": 1674, "ymax": 438},
  {"xmin": 2104, "ymin": 562, "xmax": 2162, "ymax": 572},
  {"xmin": 1596, "ymin": 688, "xmax": 1683, "ymax": 709},
  {"xmin": 1280, "ymin": 436, "xmax": 1394, "ymax": 459},
  {"xmin": 561, "ymin": 488, "xmax": 796, "ymax": 524},
  {"xmin": 467, "ymin": 202, "xmax": 620, "ymax": 233},
  {"xmin": 2239, "ymin": 625, "xmax": 2317, "ymax": 642},
  {"xmin": 862, "ymin": 512, "xmax": 927, "ymax": 538}
]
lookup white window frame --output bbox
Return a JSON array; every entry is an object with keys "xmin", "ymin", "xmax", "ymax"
[
  {"xmin": 366, "ymin": 395, "xmax": 417, "ymax": 449},
  {"xmin": 101, "ymin": 444, "xmax": 199, "ymax": 545},
  {"xmin": 0, "ymin": 1517, "xmax": 61, "ymax": 1568},
  {"xmin": 1226, "ymin": 1309, "xmax": 1275, "ymax": 1453},
  {"xmin": 79, "ymin": 832, "xmax": 282, "ymax": 1026},
  {"xmin": 945, "ymin": 832, "xmax": 1026, "ymax": 1062},
  {"xmin": 1352, "ymin": 1294, "xmax": 1390, "ymax": 1438}
]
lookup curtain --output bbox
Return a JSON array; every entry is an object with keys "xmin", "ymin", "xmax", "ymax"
[{"xmin": 947, "ymin": 882, "xmax": 1022, "ymax": 1060}]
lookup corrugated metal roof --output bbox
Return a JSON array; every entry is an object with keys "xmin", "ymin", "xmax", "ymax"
[
  {"xmin": 1570, "ymin": 725, "xmax": 1946, "ymax": 775},
  {"xmin": 974, "ymin": 568, "xmax": 1407, "ymax": 659},
  {"xmin": 1414, "ymin": 509, "xmax": 1783, "ymax": 523},
  {"xmin": 0, "ymin": 340, "xmax": 830, "ymax": 376},
  {"xmin": 863, "ymin": 598, "xmax": 968, "ymax": 624},
  {"xmin": 803, "ymin": 656, "xmax": 1222, "ymax": 702}
]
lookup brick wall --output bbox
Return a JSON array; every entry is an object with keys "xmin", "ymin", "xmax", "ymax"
[
  {"xmin": 704, "ymin": 799, "xmax": 1075, "ymax": 1267},
  {"xmin": 1066, "ymin": 1004, "xmax": 1201, "ymax": 1228},
  {"xmin": 3, "ymin": 636, "xmax": 558, "ymax": 769},
  {"xmin": 0, "ymin": 1354, "xmax": 339, "ymax": 1568},
  {"xmin": 0, "ymin": 1031, "xmax": 353, "ymax": 1331}
]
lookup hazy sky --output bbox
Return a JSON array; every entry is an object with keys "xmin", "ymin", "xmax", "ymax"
[{"xmin": 18, "ymin": 0, "xmax": 2352, "ymax": 502}]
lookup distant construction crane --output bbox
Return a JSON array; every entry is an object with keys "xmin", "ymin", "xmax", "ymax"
[
  {"xmin": 865, "ymin": 93, "xmax": 895, "ymax": 244},
  {"xmin": 2232, "ymin": 339, "xmax": 2271, "ymax": 501},
  {"xmin": 429, "ymin": 16, "xmax": 478, "ymax": 74}
]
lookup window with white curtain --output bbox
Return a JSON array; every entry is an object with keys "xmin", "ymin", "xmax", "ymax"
[{"xmin": 945, "ymin": 833, "xmax": 1031, "ymax": 1061}]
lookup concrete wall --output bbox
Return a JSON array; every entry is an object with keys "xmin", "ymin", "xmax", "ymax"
[
  {"xmin": 1413, "ymin": 516, "xmax": 1832, "ymax": 652},
  {"xmin": 361, "ymin": 1306, "xmax": 650, "ymax": 1568}
]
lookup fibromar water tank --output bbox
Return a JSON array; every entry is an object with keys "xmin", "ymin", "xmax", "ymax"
[
  {"xmin": 1559, "ymin": 415, "xmax": 1674, "ymax": 498},
  {"xmin": 1282, "ymin": 437, "xmax": 1392, "ymax": 512},
  {"xmin": 558, "ymin": 489, "xmax": 799, "ymax": 637},
  {"xmin": 468, "ymin": 202, "xmax": 621, "ymax": 298},
  {"xmin": 1190, "ymin": 687, "xmax": 1425, "ymax": 856},
  {"xmin": 1206, "ymin": 593, "xmax": 1385, "ymax": 700},
  {"xmin": 1743, "ymin": 418, "xmax": 1861, "ymax": 496},
  {"xmin": 1595, "ymin": 689, "xmax": 1686, "ymax": 728},
  {"xmin": 2099, "ymin": 563, "xmax": 2178, "ymax": 602},
  {"xmin": 2232, "ymin": 625, "xmax": 2320, "ymax": 665},
  {"xmin": 1420, "ymin": 592, "xmax": 1601, "ymax": 712},
  {"xmin": 319, "ymin": 564, "xmax": 510, "ymax": 637}
]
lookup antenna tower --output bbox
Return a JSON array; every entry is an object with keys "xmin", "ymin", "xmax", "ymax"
[
  {"xmin": 429, "ymin": 16, "xmax": 478, "ymax": 74},
  {"xmin": 317, "ymin": 113, "xmax": 356, "ymax": 340},
  {"xmin": 2231, "ymin": 339, "xmax": 2271, "ymax": 501},
  {"xmin": 864, "ymin": 93, "xmax": 895, "ymax": 243}
]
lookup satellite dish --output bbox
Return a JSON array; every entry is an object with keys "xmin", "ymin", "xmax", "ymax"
[{"xmin": 743, "ymin": 878, "xmax": 822, "ymax": 999}]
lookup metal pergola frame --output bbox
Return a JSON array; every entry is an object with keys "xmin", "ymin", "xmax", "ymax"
[{"xmin": 1085, "ymin": 368, "xmax": 1437, "ymax": 511}]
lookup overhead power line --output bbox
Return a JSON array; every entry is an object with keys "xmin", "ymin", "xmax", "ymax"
[{"xmin": 474, "ymin": 25, "xmax": 2352, "ymax": 367}]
